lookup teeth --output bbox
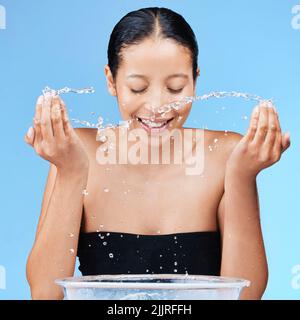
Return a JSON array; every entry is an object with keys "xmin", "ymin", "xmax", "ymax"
[{"xmin": 139, "ymin": 118, "xmax": 168, "ymax": 128}]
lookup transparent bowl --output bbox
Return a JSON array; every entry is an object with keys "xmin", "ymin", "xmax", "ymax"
[{"xmin": 55, "ymin": 274, "xmax": 250, "ymax": 300}]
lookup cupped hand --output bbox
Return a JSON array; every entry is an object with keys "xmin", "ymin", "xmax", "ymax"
[
  {"xmin": 226, "ymin": 101, "xmax": 291, "ymax": 178},
  {"xmin": 24, "ymin": 94, "xmax": 89, "ymax": 173}
]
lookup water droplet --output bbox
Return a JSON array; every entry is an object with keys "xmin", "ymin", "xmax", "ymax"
[
  {"xmin": 214, "ymin": 138, "xmax": 218, "ymax": 143},
  {"xmin": 100, "ymin": 145, "xmax": 108, "ymax": 153},
  {"xmin": 82, "ymin": 189, "xmax": 89, "ymax": 196},
  {"xmin": 208, "ymin": 145, "xmax": 213, "ymax": 152},
  {"xmin": 160, "ymin": 266, "xmax": 163, "ymax": 269},
  {"xmin": 146, "ymin": 269, "xmax": 149, "ymax": 273},
  {"xmin": 174, "ymin": 269, "xmax": 178, "ymax": 273},
  {"xmin": 109, "ymin": 253, "xmax": 114, "ymax": 258},
  {"xmin": 106, "ymin": 233, "xmax": 110, "ymax": 236},
  {"xmin": 88, "ymin": 244, "xmax": 91, "ymax": 247},
  {"xmin": 98, "ymin": 135, "xmax": 107, "ymax": 142},
  {"xmin": 103, "ymin": 241, "xmax": 107, "ymax": 246},
  {"xmin": 69, "ymin": 248, "xmax": 75, "ymax": 254},
  {"xmin": 174, "ymin": 236, "xmax": 177, "ymax": 240},
  {"xmin": 120, "ymin": 234, "xmax": 123, "ymax": 238},
  {"xmin": 174, "ymin": 253, "xmax": 177, "ymax": 256},
  {"xmin": 103, "ymin": 188, "xmax": 110, "ymax": 193},
  {"xmin": 157, "ymin": 230, "xmax": 161, "ymax": 234},
  {"xmin": 242, "ymin": 115, "xmax": 248, "ymax": 120},
  {"xmin": 159, "ymin": 254, "xmax": 163, "ymax": 258},
  {"xmin": 136, "ymin": 235, "xmax": 140, "ymax": 238},
  {"xmin": 97, "ymin": 116, "xmax": 104, "ymax": 125},
  {"xmin": 174, "ymin": 261, "xmax": 178, "ymax": 266},
  {"xmin": 69, "ymin": 233, "xmax": 74, "ymax": 238}
]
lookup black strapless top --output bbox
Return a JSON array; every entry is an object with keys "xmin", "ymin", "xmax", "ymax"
[{"xmin": 77, "ymin": 231, "xmax": 221, "ymax": 276}]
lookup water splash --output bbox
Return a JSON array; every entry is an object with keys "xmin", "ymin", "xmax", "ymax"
[
  {"xmin": 156, "ymin": 91, "xmax": 273, "ymax": 115},
  {"xmin": 42, "ymin": 85, "xmax": 95, "ymax": 96},
  {"xmin": 40, "ymin": 87, "xmax": 273, "ymax": 135}
]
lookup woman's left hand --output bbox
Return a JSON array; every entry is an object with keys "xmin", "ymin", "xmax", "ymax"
[{"xmin": 226, "ymin": 101, "xmax": 291, "ymax": 178}]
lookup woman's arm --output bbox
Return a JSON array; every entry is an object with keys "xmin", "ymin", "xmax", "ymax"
[
  {"xmin": 25, "ymin": 95, "xmax": 90, "ymax": 299},
  {"xmin": 26, "ymin": 167, "xmax": 88, "ymax": 300},
  {"xmin": 218, "ymin": 173, "xmax": 268, "ymax": 299},
  {"xmin": 218, "ymin": 101, "xmax": 290, "ymax": 300}
]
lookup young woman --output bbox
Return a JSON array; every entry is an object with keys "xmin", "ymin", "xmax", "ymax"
[{"xmin": 24, "ymin": 7, "xmax": 290, "ymax": 300}]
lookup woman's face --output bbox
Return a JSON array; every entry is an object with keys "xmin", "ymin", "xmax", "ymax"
[{"xmin": 105, "ymin": 37, "xmax": 199, "ymax": 134}]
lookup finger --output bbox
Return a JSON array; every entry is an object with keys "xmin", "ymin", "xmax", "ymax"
[
  {"xmin": 24, "ymin": 126, "xmax": 35, "ymax": 146},
  {"xmin": 34, "ymin": 96, "xmax": 43, "ymax": 145},
  {"xmin": 253, "ymin": 102, "xmax": 269, "ymax": 145},
  {"xmin": 245, "ymin": 105, "xmax": 260, "ymax": 141},
  {"xmin": 264, "ymin": 105, "xmax": 277, "ymax": 149},
  {"xmin": 51, "ymin": 96, "xmax": 65, "ymax": 139},
  {"xmin": 281, "ymin": 132, "xmax": 291, "ymax": 153},
  {"xmin": 60, "ymin": 98, "xmax": 73, "ymax": 136},
  {"xmin": 272, "ymin": 104, "xmax": 283, "ymax": 155},
  {"xmin": 41, "ymin": 94, "xmax": 54, "ymax": 140}
]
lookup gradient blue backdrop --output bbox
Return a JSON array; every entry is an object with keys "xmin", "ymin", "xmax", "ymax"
[{"xmin": 0, "ymin": 0, "xmax": 299, "ymax": 299}]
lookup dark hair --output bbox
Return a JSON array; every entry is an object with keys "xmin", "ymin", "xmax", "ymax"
[{"xmin": 107, "ymin": 7, "xmax": 199, "ymax": 81}]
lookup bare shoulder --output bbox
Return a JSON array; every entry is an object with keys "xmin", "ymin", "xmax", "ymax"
[{"xmin": 201, "ymin": 128, "xmax": 243, "ymax": 158}]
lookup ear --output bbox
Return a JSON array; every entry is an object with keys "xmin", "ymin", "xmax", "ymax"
[{"xmin": 104, "ymin": 64, "xmax": 117, "ymax": 96}]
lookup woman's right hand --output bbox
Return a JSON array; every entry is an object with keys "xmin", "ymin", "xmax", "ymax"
[{"xmin": 24, "ymin": 94, "xmax": 89, "ymax": 173}]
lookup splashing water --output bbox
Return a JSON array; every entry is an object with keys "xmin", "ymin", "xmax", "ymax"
[
  {"xmin": 156, "ymin": 91, "xmax": 273, "ymax": 115},
  {"xmin": 40, "ymin": 86, "xmax": 273, "ymax": 134},
  {"xmin": 95, "ymin": 91, "xmax": 273, "ymax": 133},
  {"xmin": 42, "ymin": 86, "xmax": 95, "ymax": 96}
]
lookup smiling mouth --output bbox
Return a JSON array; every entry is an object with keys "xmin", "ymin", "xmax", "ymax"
[{"xmin": 136, "ymin": 116, "xmax": 175, "ymax": 129}]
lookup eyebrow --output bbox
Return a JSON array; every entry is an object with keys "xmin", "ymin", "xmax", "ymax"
[
  {"xmin": 166, "ymin": 73, "xmax": 189, "ymax": 80},
  {"xmin": 126, "ymin": 73, "xmax": 189, "ymax": 80},
  {"xmin": 126, "ymin": 74, "xmax": 148, "ymax": 80}
]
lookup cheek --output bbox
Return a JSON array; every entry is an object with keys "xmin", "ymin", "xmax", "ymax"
[
  {"xmin": 178, "ymin": 103, "xmax": 192, "ymax": 118},
  {"xmin": 117, "ymin": 92, "xmax": 142, "ymax": 116}
]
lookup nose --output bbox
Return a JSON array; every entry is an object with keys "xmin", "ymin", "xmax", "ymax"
[{"xmin": 144, "ymin": 88, "xmax": 165, "ymax": 114}]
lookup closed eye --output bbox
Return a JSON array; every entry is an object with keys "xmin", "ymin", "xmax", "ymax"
[
  {"xmin": 168, "ymin": 88, "xmax": 183, "ymax": 94},
  {"xmin": 131, "ymin": 88, "xmax": 147, "ymax": 94}
]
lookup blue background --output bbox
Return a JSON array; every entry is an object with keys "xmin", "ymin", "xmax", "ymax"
[{"xmin": 0, "ymin": 0, "xmax": 299, "ymax": 299}]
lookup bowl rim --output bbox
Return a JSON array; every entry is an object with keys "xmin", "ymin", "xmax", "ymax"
[{"xmin": 55, "ymin": 274, "xmax": 251, "ymax": 290}]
